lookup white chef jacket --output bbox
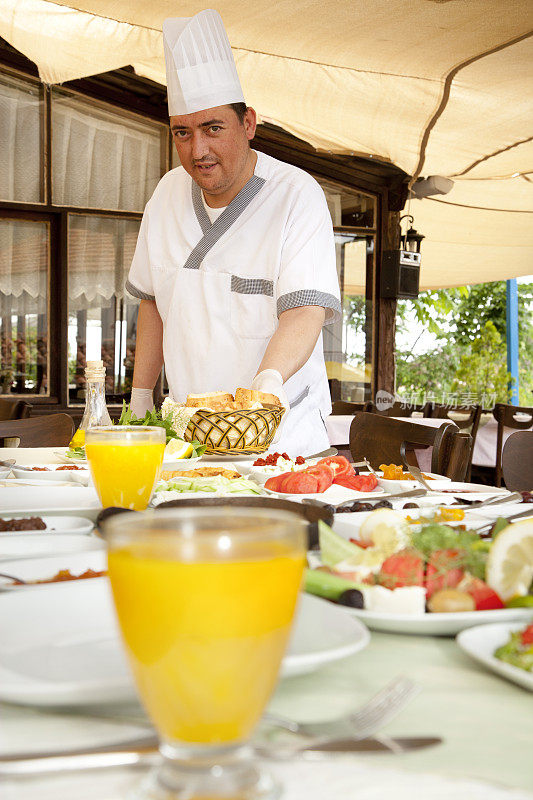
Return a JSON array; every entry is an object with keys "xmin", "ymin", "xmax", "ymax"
[{"xmin": 126, "ymin": 150, "xmax": 341, "ymax": 456}]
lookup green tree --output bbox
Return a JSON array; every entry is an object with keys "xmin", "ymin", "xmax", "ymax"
[{"xmin": 452, "ymin": 321, "xmax": 513, "ymax": 404}]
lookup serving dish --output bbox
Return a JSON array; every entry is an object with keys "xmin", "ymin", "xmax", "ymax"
[{"xmin": 457, "ymin": 621, "xmax": 533, "ymax": 690}]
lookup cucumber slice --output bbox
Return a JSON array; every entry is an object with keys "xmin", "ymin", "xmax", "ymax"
[
  {"xmin": 318, "ymin": 520, "xmax": 363, "ymax": 568},
  {"xmin": 305, "ymin": 567, "xmax": 365, "ymax": 601}
]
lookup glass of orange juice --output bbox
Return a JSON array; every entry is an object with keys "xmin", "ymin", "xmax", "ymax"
[
  {"xmin": 104, "ymin": 507, "xmax": 306, "ymax": 799},
  {"xmin": 86, "ymin": 426, "xmax": 165, "ymax": 510}
]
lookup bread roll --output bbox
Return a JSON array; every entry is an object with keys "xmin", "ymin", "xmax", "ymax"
[
  {"xmin": 235, "ymin": 387, "xmax": 281, "ymax": 406},
  {"xmin": 185, "ymin": 391, "xmax": 234, "ymax": 408}
]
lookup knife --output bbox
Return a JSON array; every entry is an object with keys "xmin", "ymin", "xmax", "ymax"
[{"xmin": 0, "ymin": 734, "xmax": 442, "ymax": 775}]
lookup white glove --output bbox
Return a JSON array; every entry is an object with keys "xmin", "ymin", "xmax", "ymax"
[
  {"xmin": 130, "ymin": 388, "xmax": 154, "ymax": 418},
  {"xmin": 252, "ymin": 369, "xmax": 289, "ymax": 445}
]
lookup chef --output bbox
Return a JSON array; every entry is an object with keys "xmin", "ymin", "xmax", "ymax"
[{"xmin": 127, "ymin": 9, "xmax": 341, "ymax": 456}]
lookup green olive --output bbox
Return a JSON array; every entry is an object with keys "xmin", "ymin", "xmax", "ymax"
[{"xmin": 428, "ymin": 589, "xmax": 475, "ymax": 613}]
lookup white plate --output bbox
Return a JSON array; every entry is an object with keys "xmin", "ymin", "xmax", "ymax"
[
  {"xmin": 332, "ymin": 508, "xmax": 490, "ymax": 539},
  {"xmin": 160, "ymin": 456, "xmax": 201, "ymax": 470},
  {"xmin": 265, "ymin": 482, "xmax": 383, "ymax": 504},
  {"xmin": 0, "ymin": 515, "xmax": 94, "ymax": 538},
  {"xmin": 457, "ymin": 620, "xmax": 533, "ymax": 691},
  {"xmin": 427, "ymin": 481, "xmax": 510, "ymax": 496},
  {"xmin": 0, "ymin": 533, "xmax": 104, "ymax": 561},
  {"xmin": 198, "ymin": 452, "xmax": 260, "ymax": 463},
  {"xmin": 11, "ymin": 464, "xmax": 89, "ymax": 484},
  {"xmin": 340, "ymin": 606, "xmax": 533, "ymax": 636},
  {"xmin": 0, "ymin": 550, "xmax": 106, "ymax": 590},
  {"xmin": 0, "ymin": 586, "xmax": 369, "ymax": 706},
  {"xmin": 0, "ymin": 486, "xmax": 102, "ymax": 516}
]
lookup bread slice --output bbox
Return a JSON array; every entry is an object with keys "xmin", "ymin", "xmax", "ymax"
[
  {"xmin": 185, "ymin": 391, "xmax": 234, "ymax": 408},
  {"xmin": 235, "ymin": 387, "xmax": 281, "ymax": 406}
]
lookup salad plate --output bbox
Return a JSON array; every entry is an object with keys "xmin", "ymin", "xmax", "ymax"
[
  {"xmin": 340, "ymin": 606, "xmax": 533, "ymax": 637},
  {"xmin": 0, "ymin": 585, "xmax": 369, "ymax": 706},
  {"xmin": 0, "ymin": 533, "xmax": 104, "ymax": 561},
  {"xmin": 457, "ymin": 621, "xmax": 533, "ymax": 690}
]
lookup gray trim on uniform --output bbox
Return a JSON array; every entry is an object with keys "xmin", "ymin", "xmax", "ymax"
[
  {"xmin": 289, "ymin": 385, "xmax": 310, "ymax": 409},
  {"xmin": 186, "ymin": 176, "xmax": 266, "ymax": 270},
  {"xmin": 230, "ymin": 276, "xmax": 274, "ymax": 296},
  {"xmin": 318, "ymin": 408, "xmax": 328, "ymax": 433},
  {"xmin": 125, "ymin": 279, "xmax": 155, "ymax": 302},
  {"xmin": 277, "ymin": 290, "xmax": 341, "ymax": 324},
  {"xmin": 192, "ymin": 182, "xmax": 212, "ymax": 236}
]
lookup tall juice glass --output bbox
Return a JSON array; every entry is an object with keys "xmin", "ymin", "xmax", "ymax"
[
  {"xmin": 104, "ymin": 507, "xmax": 307, "ymax": 799},
  {"xmin": 86, "ymin": 426, "xmax": 165, "ymax": 510}
]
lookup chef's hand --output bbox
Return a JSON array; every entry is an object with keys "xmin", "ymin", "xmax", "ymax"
[
  {"xmin": 130, "ymin": 388, "xmax": 154, "ymax": 418},
  {"xmin": 252, "ymin": 369, "xmax": 289, "ymax": 445}
]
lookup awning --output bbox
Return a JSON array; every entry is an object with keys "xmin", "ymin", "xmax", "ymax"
[{"xmin": 0, "ymin": 0, "xmax": 531, "ymax": 287}]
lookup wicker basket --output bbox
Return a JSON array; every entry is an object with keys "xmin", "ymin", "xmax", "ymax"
[{"xmin": 183, "ymin": 406, "xmax": 285, "ymax": 455}]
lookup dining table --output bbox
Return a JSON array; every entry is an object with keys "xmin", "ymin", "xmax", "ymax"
[{"xmin": 1, "ymin": 445, "xmax": 532, "ymax": 800}]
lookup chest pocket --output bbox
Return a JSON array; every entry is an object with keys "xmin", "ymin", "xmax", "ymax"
[{"xmin": 229, "ymin": 275, "xmax": 277, "ymax": 339}]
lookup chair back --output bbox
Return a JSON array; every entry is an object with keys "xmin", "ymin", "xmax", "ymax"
[
  {"xmin": 368, "ymin": 401, "xmax": 432, "ymax": 417},
  {"xmin": 0, "ymin": 398, "xmax": 32, "ymax": 421},
  {"xmin": 331, "ymin": 401, "xmax": 371, "ymax": 416},
  {"xmin": 349, "ymin": 412, "xmax": 472, "ymax": 481},
  {"xmin": 430, "ymin": 404, "xmax": 481, "ymax": 480},
  {"xmin": 0, "ymin": 414, "xmax": 75, "ymax": 447},
  {"xmin": 493, "ymin": 403, "xmax": 533, "ymax": 487},
  {"xmin": 501, "ymin": 431, "xmax": 533, "ymax": 492}
]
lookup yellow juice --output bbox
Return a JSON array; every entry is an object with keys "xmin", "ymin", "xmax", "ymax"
[
  {"xmin": 86, "ymin": 441, "xmax": 165, "ymax": 509},
  {"xmin": 108, "ymin": 540, "xmax": 305, "ymax": 744}
]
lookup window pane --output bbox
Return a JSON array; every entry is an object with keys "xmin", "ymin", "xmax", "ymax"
[
  {"xmin": 0, "ymin": 218, "xmax": 49, "ymax": 394},
  {"xmin": 67, "ymin": 214, "xmax": 140, "ymax": 403},
  {"xmin": 52, "ymin": 90, "xmax": 164, "ymax": 211},
  {"xmin": 323, "ymin": 233, "xmax": 374, "ymax": 402},
  {"xmin": 0, "ymin": 72, "xmax": 43, "ymax": 203},
  {"xmin": 317, "ymin": 178, "xmax": 376, "ymax": 228}
]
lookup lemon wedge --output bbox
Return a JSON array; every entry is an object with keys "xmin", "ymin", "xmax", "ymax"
[
  {"xmin": 165, "ymin": 438, "xmax": 194, "ymax": 459},
  {"xmin": 486, "ymin": 519, "xmax": 533, "ymax": 600},
  {"xmin": 359, "ymin": 509, "xmax": 410, "ymax": 554}
]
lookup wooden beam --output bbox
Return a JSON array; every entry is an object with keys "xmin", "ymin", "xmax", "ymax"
[{"xmin": 376, "ymin": 198, "xmax": 399, "ymax": 395}]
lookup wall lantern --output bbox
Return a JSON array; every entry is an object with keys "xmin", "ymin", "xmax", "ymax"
[{"xmin": 380, "ymin": 214, "xmax": 424, "ymax": 300}]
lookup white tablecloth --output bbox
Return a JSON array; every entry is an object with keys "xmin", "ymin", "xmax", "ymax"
[{"xmin": 473, "ymin": 416, "xmax": 533, "ymax": 468}]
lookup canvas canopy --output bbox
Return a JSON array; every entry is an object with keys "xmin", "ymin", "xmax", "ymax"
[{"xmin": 0, "ymin": 0, "xmax": 531, "ymax": 289}]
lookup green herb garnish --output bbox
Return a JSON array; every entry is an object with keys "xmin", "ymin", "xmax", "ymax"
[
  {"xmin": 118, "ymin": 402, "xmax": 178, "ymax": 445},
  {"xmin": 410, "ymin": 523, "xmax": 489, "ymax": 579}
]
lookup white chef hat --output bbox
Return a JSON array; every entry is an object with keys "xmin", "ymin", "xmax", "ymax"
[{"xmin": 163, "ymin": 9, "xmax": 245, "ymax": 116}]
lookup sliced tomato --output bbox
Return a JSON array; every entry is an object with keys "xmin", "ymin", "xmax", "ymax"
[
  {"xmin": 282, "ymin": 471, "xmax": 320, "ymax": 493},
  {"xmin": 305, "ymin": 464, "xmax": 335, "ymax": 492},
  {"xmin": 520, "ymin": 624, "xmax": 533, "ymax": 646},
  {"xmin": 335, "ymin": 473, "xmax": 378, "ymax": 492},
  {"xmin": 379, "ymin": 549, "xmax": 425, "ymax": 589},
  {"xmin": 264, "ymin": 474, "xmax": 287, "ymax": 492},
  {"xmin": 425, "ymin": 549, "xmax": 465, "ymax": 598},
  {"xmin": 317, "ymin": 456, "xmax": 354, "ymax": 480},
  {"xmin": 459, "ymin": 575, "xmax": 505, "ymax": 611}
]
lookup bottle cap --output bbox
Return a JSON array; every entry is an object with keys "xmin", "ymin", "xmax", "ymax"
[{"xmin": 85, "ymin": 360, "xmax": 106, "ymax": 382}]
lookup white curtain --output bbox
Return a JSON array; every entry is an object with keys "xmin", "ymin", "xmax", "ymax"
[
  {"xmin": 52, "ymin": 90, "xmax": 164, "ymax": 212},
  {"xmin": 0, "ymin": 219, "xmax": 48, "ymax": 316},
  {"xmin": 68, "ymin": 215, "xmax": 140, "ymax": 311},
  {"xmin": 0, "ymin": 73, "xmax": 41, "ymax": 203}
]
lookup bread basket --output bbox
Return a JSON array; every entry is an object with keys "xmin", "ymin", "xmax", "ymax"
[{"xmin": 183, "ymin": 406, "xmax": 285, "ymax": 455}]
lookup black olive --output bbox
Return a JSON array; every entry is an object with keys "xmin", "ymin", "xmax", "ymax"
[
  {"xmin": 403, "ymin": 502, "xmax": 419, "ymax": 509},
  {"xmin": 374, "ymin": 499, "xmax": 393, "ymax": 509},
  {"xmin": 338, "ymin": 589, "xmax": 365, "ymax": 608},
  {"xmin": 359, "ymin": 503, "xmax": 374, "ymax": 512}
]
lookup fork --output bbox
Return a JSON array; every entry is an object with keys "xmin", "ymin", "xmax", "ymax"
[{"xmin": 264, "ymin": 676, "xmax": 421, "ymax": 740}]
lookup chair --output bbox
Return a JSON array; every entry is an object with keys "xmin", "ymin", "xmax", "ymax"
[
  {"xmin": 0, "ymin": 414, "xmax": 75, "ymax": 447},
  {"xmin": 430, "ymin": 403, "xmax": 481, "ymax": 481},
  {"xmin": 349, "ymin": 412, "xmax": 473, "ymax": 481},
  {"xmin": 331, "ymin": 401, "xmax": 371, "ymax": 415},
  {"xmin": 368, "ymin": 401, "xmax": 432, "ymax": 417},
  {"xmin": 493, "ymin": 403, "xmax": 533, "ymax": 487},
  {"xmin": 501, "ymin": 431, "xmax": 533, "ymax": 492},
  {"xmin": 0, "ymin": 398, "xmax": 32, "ymax": 421}
]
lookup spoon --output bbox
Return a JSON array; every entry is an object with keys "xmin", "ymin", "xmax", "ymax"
[
  {"xmin": 0, "ymin": 572, "xmax": 27, "ymax": 585},
  {"xmin": 307, "ymin": 446, "xmax": 338, "ymax": 459},
  {"xmin": 0, "ymin": 459, "xmax": 34, "ymax": 472},
  {"xmin": 403, "ymin": 464, "xmax": 434, "ymax": 491}
]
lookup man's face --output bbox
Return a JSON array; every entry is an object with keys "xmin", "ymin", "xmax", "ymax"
[{"xmin": 170, "ymin": 105, "xmax": 256, "ymax": 201}]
